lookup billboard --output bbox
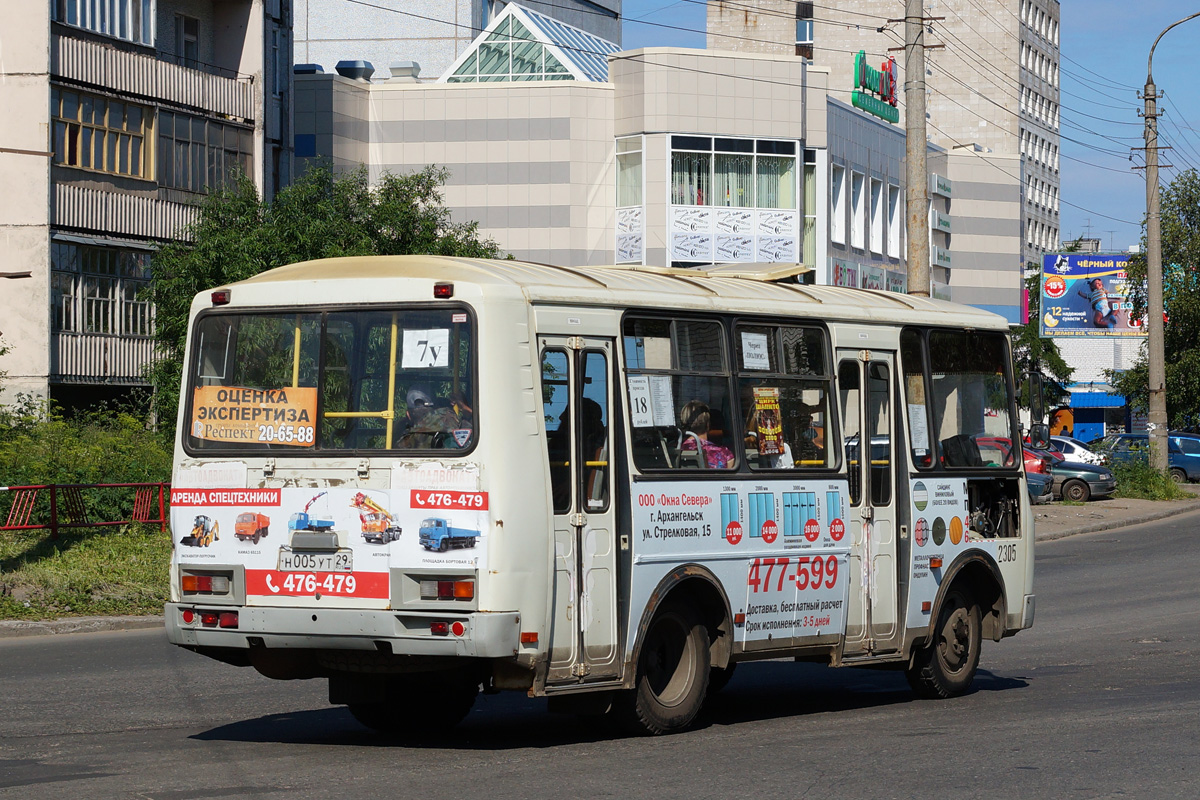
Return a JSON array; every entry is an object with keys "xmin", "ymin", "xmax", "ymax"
[{"xmin": 1040, "ymin": 254, "xmax": 1143, "ymax": 337}]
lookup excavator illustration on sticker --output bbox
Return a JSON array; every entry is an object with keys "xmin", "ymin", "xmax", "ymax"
[
  {"xmin": 181, "ymin": 514, "xmax": 219, "ymax": 547},
  {"xmin": 350, "ymin": 491, "xmax": 403, "ymax": 544}
]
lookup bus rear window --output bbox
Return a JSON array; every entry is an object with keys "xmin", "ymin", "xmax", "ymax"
[{"xmin": 186, "ymin": 308, "xmax": 475, "ymax": 454}]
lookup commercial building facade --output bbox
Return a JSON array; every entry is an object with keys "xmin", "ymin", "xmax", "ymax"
[
  {"xmin": 294, "ymin": 2, "xmax": 1021, "ymax": 307},
  {"xmin": 0, "ymin": 0, "xmax": 292, "ymax": 407},
  {"xmin": 707, "ymin": 0, "xmax": 1052, "ymax": 319},
  {"xmin": 293, "ymin": 0, "xmax": 620, "ymax": 82}
]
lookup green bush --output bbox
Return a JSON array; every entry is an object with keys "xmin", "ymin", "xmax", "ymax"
[
  {"xmin": 1110, "ymin": 458, "xmax": 1191, "ymax": 501},
  {"xmin": 0, "ymin": 525, "xmax": 171, "ymax": 619}
]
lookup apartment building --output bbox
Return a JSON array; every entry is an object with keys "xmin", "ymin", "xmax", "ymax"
[
  {"xmin": 707, "ymin": 0, "xmax": 1055, "ymax": 317},
  {"xmin": 294, "ymin": 0, "xmax": 620, "ymax": 81},
  {"xmin": 0, "ymin": 0, "xmax": 292, "ymax": 408}
]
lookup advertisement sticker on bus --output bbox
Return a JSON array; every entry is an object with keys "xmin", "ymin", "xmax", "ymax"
[{"xmin": 190, "ymin": 386, "xmax": 317, "ymax": 447}]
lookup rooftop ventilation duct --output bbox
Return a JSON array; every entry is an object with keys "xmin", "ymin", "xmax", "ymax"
[
  {"xmin": 335, "ymin": 60, "xmax": 375, "ymax": 82},
  {"xmin": 389, "ymin": 61, "xmax": 422, "ymax": 82},
  {"xmin": 293, "ymin": 63, "xmax": 324, "ymax": 74}
]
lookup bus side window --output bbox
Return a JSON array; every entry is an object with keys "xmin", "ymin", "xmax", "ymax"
[
  {"xmin": 839, "ymin": 360, "xmax": 862, "ymax": 506},
  {"xmin": 542, "ymin": 349, "xmax": 572, "ymax": 514}
]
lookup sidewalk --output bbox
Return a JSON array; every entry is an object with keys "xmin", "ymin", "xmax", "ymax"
[{"xmin": 5, "ymin": 490, "xmax": 1200, "ymax": 639}]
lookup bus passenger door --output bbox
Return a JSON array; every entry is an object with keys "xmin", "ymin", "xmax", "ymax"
[
  {"xmin": 541, "ymin": 337, "xmax": 621, "ymax": 684},
  {"xmin": 838, "ymin": 350, "xmax": 901, "ymax": 657}
]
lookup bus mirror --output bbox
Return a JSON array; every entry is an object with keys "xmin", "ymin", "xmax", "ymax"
[
  {"xmin": 1026, "ymin": 370, "xmax": 1045, "ymax": 426},
  {"xmin": 1029, "ymin": 422, "xmax": 1050, "ymax": 450}
]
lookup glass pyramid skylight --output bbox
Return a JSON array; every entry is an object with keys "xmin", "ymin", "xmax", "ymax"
[{"xmin": 442, "ymin": 3, "xmax": 620, "ymax": 83}]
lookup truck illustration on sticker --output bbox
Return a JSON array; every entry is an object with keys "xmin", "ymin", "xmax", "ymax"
[{"xmin": 418, "ymin": 517, "xmax": 480, "ymax": 552}]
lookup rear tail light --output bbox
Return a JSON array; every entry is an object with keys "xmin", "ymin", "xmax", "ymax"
[
  {"xmin": 420, "ymin": 579, "xmax": 474, "ymax": 600},
  {"xmin": 430, "ymin": 621, "xmax": 450, "ymax": 636},
  {"xmin": 200, "ymin": 611, "xmax": 219, "ymax": 627},
  {"xmin": 181, "ymin": 574, "xmax": 230, "ymax": 594},
  {"xmin": 218, "ymin": 611, "xmax": 239, "ymax": 629}
]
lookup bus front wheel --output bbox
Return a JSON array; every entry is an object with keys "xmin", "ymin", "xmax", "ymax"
[
  {"xmin": 906, "ymin": 587, "xmax": 981, "ymax": 699},
  {"xmin": 619, "ymin": 600, "xmax": 710, "ymax": 734}
]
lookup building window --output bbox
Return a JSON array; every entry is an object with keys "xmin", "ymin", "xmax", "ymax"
[
  {"xmin": 830, "ymin": 164, "xmax": 846, "ymax": 245},
  {"xmin": 176, "ymin": 14, "xmax": 199, "ymax": 69},
  {"xmin": 51, "ymin": 87, "xmax": 150, "ymax": 178},
  {"xmin": 446, "ymin": 14, "xmax": 572, "ymax": 82},
  {"xmin": 869, "ymin": 178, "xmax": 884, "ymax": 255},
  {"xmin": 51, "ymin": 242, "xmax": 152, "ymax": 337},
  {"xmin": 616, "ymin": 136, "xmax": 643, "ymax": 208},
  {"xmin": 887, "ymin": 184, "xmax": 901, "ymax": 259},
  {"xmin": 795, "ymin": 2, "xmax": 813, "ymax": 60},
  {"xmin": 157, "ymin": 110, "xmax": 253, "ymax": 193},
  {"xmin": 803, "ymin": 149, "xmax": 817, "ymax": 265},
  {"xmin": 850, "ymin": 171, "xmax": 866, "ymax": 250},
  {"xmin": 53, "ymin": 0, "xmax": 154, "ymax": 46},
  {"xmin": 670, "ymin": 136, "xmax": 797, "ymax": 209},
  {"xmin": 271, "ymin": 29, "xmax": 284, "ymax": 97}
]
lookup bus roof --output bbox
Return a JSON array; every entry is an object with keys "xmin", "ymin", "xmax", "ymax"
[{"xmin": 219, "ymin": 255, "xmax": 1011, "ymax": 331}]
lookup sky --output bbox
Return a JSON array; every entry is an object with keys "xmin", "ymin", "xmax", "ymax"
[{"xmin": 619, "ymin": 0, "xmax": 1200, "ymax": 252}]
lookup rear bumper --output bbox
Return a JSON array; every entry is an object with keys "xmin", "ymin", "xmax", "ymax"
[{"xmin": 165, "ymin": 603, "xmax": 520, "ymax": 657}]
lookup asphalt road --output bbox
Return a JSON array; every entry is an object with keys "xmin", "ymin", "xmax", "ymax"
[{"xmin": 3, "ymin": 511, "xmax": 1199, "ymax": 800}]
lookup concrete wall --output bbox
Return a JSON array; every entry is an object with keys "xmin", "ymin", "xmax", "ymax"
[
  {"xmin": 0, "ymin": 4, "xmax": 52, "ymax": 404},
  {"xmin": 940, "ymin": 149, "xmax": 1023, "ymax": 321},
  {"xmin": 369, "ymin": 80, "xmax": 615, "ymax": 265}
]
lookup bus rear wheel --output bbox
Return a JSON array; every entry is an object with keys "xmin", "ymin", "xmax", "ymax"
[
  {"xmin": 619, "ymin": 600, "xmax": 709, "ymax": 734},
  {"xmin": 906, "ymin": 588, "xmax": 981, "ymax": 699},
  {"xmin": 347, "ymin": 672, "xmax": 479, "ymax": 735}
]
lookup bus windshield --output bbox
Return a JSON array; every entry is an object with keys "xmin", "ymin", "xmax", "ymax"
[{"xmin": 186, "ymin": 307, "xmax": 475, "ymax": 453}]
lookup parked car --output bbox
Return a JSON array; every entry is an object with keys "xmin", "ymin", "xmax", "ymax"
[
  {"xmin": 976, "ymin": 436, "xmax": 1052, "ymax": 475},
  {"xmin": 1027, "ymin": 469, "xmax": 1054, "ymax": 504},
  {"xmin": 1050, "ymin": 460, "xmax": 1117, "ymax": 502},
  {"xmin": 1103, "ymin": 431, "xmax": 1200, "ymax": 483},
  {"xmin": 1049, "ymin": 435, "xmax": 1105, "ymax": 466}
]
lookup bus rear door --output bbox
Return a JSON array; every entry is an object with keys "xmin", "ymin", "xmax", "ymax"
[{"xmin": 540, "ymin": 337, "xmax": 621, "ymax": 683}]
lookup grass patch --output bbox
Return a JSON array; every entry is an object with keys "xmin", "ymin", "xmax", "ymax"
[
  {"xmin": 1111, "ymin": 459, "xmax": 1193, "ymax": 501},
  {"xmin": 0, "ymin": 525, "xmax": 171, "ymax": 620}
]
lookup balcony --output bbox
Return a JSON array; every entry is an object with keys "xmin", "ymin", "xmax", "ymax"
[
  {"xmin": 52, "ymin": 332, "xmax": 155, "ymax": 385},
  {"xmin": 51, "ymin": 32, "xmax": 255, "ymax": 120},
  {"xmin": 53, "ymin": 184, "xmax": 199, "ymax": 241}
]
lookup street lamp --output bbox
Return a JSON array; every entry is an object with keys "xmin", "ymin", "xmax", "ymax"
[{"xmin": 1143, "ymin": 12, "xmax": 1200, "ymax": 471}]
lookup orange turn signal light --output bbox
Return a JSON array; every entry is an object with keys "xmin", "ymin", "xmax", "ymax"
[
  {"xmin": 520, "ymin": 632, "xmax": 538, "ymax": 644},
  {"xmin": 929, "ymin": 557, "xmax": 943, "ymax": 569}
]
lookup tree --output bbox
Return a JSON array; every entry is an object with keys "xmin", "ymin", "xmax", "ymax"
[
  {"xmin": 1110, "ymin": 168, "xmax": 1200, "ymax": 429},
  {"xmin": 146, "ymin": 163, "xmax": 503, "ymax": 433},
  {"xmin": 1012, "ymin": 268, "xmax": 1073, "ymax": 411}
]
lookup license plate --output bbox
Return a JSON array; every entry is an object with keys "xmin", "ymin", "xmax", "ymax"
[{"xmin": 277, "ymin": 549, "xmax": 353, "ymax": 572}]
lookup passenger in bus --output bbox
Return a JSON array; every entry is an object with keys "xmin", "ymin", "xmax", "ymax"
[
  {"xmin": 400, "ymin": 385, "xmax": 471, "ymax": 448},
  {"xmin": 679, "ymin": 400, "xmax": 735, "ymax": 468}
]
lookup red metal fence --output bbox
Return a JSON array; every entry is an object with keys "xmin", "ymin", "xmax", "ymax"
[{"xmin": 0, "ymin": 483, "xmax": 169, "ymax": 539}]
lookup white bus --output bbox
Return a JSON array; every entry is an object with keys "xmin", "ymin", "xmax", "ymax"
[{"xmin": 166, "ymin": 255, "xmax": 1036, "ymax": 735}]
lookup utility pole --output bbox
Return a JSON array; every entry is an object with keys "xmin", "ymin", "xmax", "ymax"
[
  {"xmin": 904, "ymin": 0, "xmax": 929, "ymax": 297},
  {"xmin": 1143, "ymin": 12, "xmax": 1200, "ymax": 471}
]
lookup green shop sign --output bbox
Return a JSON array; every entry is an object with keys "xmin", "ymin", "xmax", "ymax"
[{"xmin": 852, "ymin": 50, "xmax": 899, "ymax": 124}]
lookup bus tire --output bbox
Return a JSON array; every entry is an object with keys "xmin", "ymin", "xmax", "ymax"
[
  {"xmin": 906, "ymin": 587, "xmax": 982, "ymax": 699},
  {"xmin": 619, "ymin": 600, "xmax": 710, "ymax": 734},
  {"xmin": 347, "ymin": 673, "xmax": 478, "ymax": 735}
]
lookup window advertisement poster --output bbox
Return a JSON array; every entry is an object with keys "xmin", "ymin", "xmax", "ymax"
[{"xmin": 1040, "ymin": 253, "xmax": 1143, "ymax": 337}]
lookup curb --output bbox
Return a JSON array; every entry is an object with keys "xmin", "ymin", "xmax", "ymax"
[
  {"xmin": 0, "ymin": 615, "xmax": 162, "ymax": 640},
  {"xmin": 5, "ymin": 501, "xmax": 1200, "ymax": 639},
  {"xmin": 1035, "ymin": 499, "xmax": 1200, "ymax": 542}
]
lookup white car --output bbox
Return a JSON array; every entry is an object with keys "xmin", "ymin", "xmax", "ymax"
[{"xmin": 1050, "ymin": 435, "xmax": 1104, "ymax": 466}]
